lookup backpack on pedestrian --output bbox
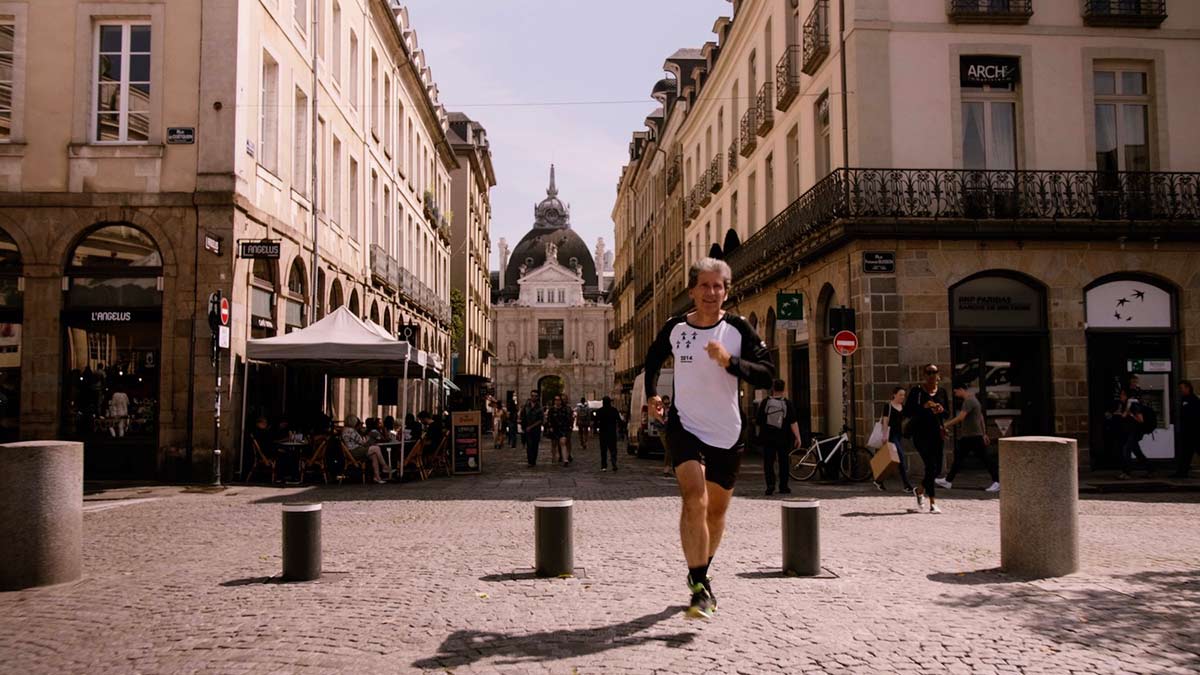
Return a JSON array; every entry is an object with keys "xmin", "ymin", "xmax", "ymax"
[{"xmin": 762, "ymin": 396, "xmax": 787, "ymax": 431}]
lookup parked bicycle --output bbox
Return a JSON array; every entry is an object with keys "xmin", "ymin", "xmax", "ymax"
[{"xmin": 789, "ymin": 427, "xmax": 873, "ymax": 482}]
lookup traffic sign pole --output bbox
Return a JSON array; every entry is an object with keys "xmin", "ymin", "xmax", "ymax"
[{"xmin": 207, "ymin": 290, "xmax": 226, "ymax": 487}]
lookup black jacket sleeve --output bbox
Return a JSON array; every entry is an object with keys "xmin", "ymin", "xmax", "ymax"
[
  {"xmin": 644, "ymin": 316, "xmax": 682, "ymax": 399},
  {"xmin": 724, "ymin": 315, "xmax": 775, "ymax": 389}
]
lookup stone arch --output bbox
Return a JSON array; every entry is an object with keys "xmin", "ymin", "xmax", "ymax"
[
  {"xmin": 328, "ymin": 278, "xmax": 343, "ymax": 311},
  {"xmin": 369, "ymin": 300, "xmax": 380, "ymax": 325},
  {"xmin": 765, "ymin": 307, "xmax": 776, "ymax": 349},
  {"xmin": 287, "ymin": 257, "xmax": 307, "ymax": 297},
  {"xmin": 348, "ymin": 288, "xmax": 360, "ymax": 317}
]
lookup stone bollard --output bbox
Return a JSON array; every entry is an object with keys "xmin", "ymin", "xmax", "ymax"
[
  {"xmin": 782, "ymin": 498, "xmax": 821, "ymax": 576},
  {"xmin": 281, "ymin": 503, "xmax": 322, "ymax": 582},
  {"xmin": 0, "ymin": 441, "xmax": 84, "ymax": 591},
  {"xmin": 999, "ymin": 436, "xmax": 1079, "ymax": 578},
  {"xmin": 534, "ymin": 497, "xmax": 573, "ymax": 577}
]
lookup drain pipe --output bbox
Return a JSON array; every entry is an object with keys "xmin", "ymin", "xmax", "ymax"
[{"xmin": 838, "ymin": 0, "xmax": 850, "ymax": 168}]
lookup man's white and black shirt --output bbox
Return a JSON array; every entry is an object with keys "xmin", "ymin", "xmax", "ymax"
[{"xmin": 644, "ymin": 313, "xmax": 774, "ymax": 449}]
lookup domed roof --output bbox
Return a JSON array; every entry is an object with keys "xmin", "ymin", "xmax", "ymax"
[{"xmin": 501, "ymin": 166, "xmax": 601, "ymax": 301}]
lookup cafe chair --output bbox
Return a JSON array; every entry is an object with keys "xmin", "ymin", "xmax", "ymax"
[
  {"xmin": 299, "ymin": 436, "xmax": 330, "ymax": 485},
  {"xmin": 246, "ymin": 438, "xmax": 278, "ymax": 484},
  {"xmin": 401, "ymin": 436, "xmax": 427, "ymax": 480},
  {"xmin": 337, "ymin": 439, "xmax": 369, "ymax": 485},
  {"xmin": 421, "ymin": 435, "xmax": 451, "ymax": 481}
]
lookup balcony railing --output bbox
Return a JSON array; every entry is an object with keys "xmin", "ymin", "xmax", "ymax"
[
  {"xmin": 776, "ymin": 46, "xmax": 802, "ymax": 112},
  {"xmin": 802, "ymin": 0, "xmax": 830, "ymax": 76},
  {"xmin": 369, "ymin": 244, "xmax": 392, "ymax": 290},
  {"xmin": 709, "ymin": 154, "xmax": 724, "ymax": 193},
  {"xmin": 755, "ymin": 83, "xmax": 774, "ymax": 136},
  {"xmin": 1082, "ymin": 0, "xmax": 1167, "ymax": 27},
  {"xmin": 727, "ymin": 140, "xmax": 739, "ymax": 176},
  {"xmin": 739, "ymin": 108, "xmax": 758, "ymax": 157},
  {"xmin": 688, "ymin": 183, "xmax": 703, "ymax": 216},
  {"xmin": 666, "ymin": 153, "xmax": 682, "ymax": 194},
  {"xmin": 698, "ymin": 174, "xmax": 713, "ymax": 206},
  {"xmin": 949, "ymin": 0, "xmax": 1034, "ymax": 24},
  {"xmin": 725, "ymin": 167, "xmax": 1200, "ymax": 294}
]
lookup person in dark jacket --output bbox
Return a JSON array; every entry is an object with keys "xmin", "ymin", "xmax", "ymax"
[
  {"xmin": 1173, "ymin": 380, "xmax": 1198, "ymax": 478},
  {"xmin": 755, "ymin": 379, "xmax": 799, "ymax": 495},
  {"xmin": 520, "ymin": 391, "xmax": 544, "ymax": 466},
  {"xmin": 904, "ymin": 364, "xmax": 950, "ymax": 514},
  {"xmin": 594, "ymin": 396, "xmax": 622, "ymax": 471}
]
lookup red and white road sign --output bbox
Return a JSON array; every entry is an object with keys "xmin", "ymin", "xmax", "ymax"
[
  {"xmin": 219, "ymin": 297, "xmax": 230, "ymax": 326},
  {"xmin": 833, "ymin": 330, "xmax": 858, "ymax": 357}
]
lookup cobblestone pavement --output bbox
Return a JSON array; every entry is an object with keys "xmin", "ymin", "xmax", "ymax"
[{"xmin": 2, "ymin": 439, "xmax": 1198, "ymax": 674}]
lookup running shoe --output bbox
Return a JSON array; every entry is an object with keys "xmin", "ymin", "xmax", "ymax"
[
  {"xmin": 686, "ymin": 577, "xmax": 715, "ymax": 619},
  {"xmin": 929, "ymin": 503, "xmax": 942, "ymax": 514},
  {"xmin": 916, "ymin": 492, "xmax": 925, "ymax": 510},
  {"xmin": 935, "ymin": 478, "xmax": 952, "ymax": 489},
  {"xmin": 873, "ymin": 480, "xmax": 885, "ymax": 491},
  {"xmin": 985, "ymin": 481, "xmax": 1000, "ymax": 493},
  {"xmin": 601, "ymin": 467, "xmax": 607, "ymax": 472}
]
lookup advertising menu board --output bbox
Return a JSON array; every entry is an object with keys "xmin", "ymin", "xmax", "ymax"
[{"xmin": 451, "ymin": 411, "xmax": 482, "ymax": 474}]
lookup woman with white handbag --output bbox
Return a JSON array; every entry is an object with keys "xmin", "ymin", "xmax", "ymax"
[{"xmin": 870, "ymin": 387, "xmax": 913, "ymax": 493}]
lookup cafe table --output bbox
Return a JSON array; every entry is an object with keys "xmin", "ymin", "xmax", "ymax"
[
  {"xmin": 377, "ymin": 440, "xmax": 405, "ymax": 479},
  {"xmin": 275, "ymin": 439, "xmax": 310, "ymax": 483}
]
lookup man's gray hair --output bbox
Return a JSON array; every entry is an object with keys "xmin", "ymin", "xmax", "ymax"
[{"xmin": 687, "ymin": 257, "xmax": 732, "ymax": 290}]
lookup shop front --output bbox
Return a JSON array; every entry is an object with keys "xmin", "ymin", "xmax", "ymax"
[
  {"xmin": 1085, "ymin": 274, "xmax": 1178, "ymax": 468},
  {"xmin": 949, "ymin": 271, "xmax": 1052, "ymax": 439},
  {"xmin": 0, "ymin": 229, "xmax": 21, "ymax": 442},
  {"xmin": 60, "ymin": 225, "xmax": 163, "ymax": 480}
]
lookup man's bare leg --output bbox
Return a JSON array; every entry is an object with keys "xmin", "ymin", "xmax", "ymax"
[
  {"xmin": 705, "ymin": 482, "xmax": 734, "ymax": 558},
  {"xmin": 675, "ymin": 460, "xmax": 709, "ymax": 567}
]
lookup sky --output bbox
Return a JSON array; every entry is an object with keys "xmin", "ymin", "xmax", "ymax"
[{"xmin": 404, "ymin": 0, "xmax": 729, "ymax": 274}]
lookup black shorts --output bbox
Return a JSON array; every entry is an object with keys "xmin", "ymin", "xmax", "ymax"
[{"xmin": 665, "ymin": 411, "xmax": 743, "ymax": 491}]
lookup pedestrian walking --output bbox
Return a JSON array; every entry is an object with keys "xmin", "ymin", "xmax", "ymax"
[
  {"xmin": 506, "ymin": 400, "xmax": 519, "ymax": 448},
  {"xmin": 547, "ymin": 394, "xmax": 574, "ymax": 467},
  {"xmin": 874, "ymin": 386, "xmax": 914, "ymax": 493},
  {"xmin": 1117, "ymin": 387, "xmax": 1152, "ymax": 479},
  {"xmin": 755, "ymin": 379, "xmax": 799, "ymax": 496},
  {"xmin": 904, "ymin": 364, "xmax": 950, "ymax": 514},
  {"xmin": 594, "ymin": 396, "xmax": 621, "ymax": 472},
  {"xmin": 645, "ymin": 257, "xmax": 774, "ymax": 619},
  {"xmin": 520, "ymin": 390, "xmax": 544, "ymax": 467},
  {"xmin": 1173, "ymin": 380, "xmax": 1198, "ymax": 479},
  {"xmin": 576, "ymin": 397, "xmax": 593, "ymax": 452},
  {"xmin": 938, "ymin": 382, "xmax": 1000, "ymax": 493}
]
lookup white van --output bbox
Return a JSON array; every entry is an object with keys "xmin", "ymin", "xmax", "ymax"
[{"xmin": 629, "ymin": 368, "xmax": 673, "ymax": 457}]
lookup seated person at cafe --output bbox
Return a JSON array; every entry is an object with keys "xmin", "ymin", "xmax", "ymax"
[
  {"xmin": 383, "ymin": 415, "xmax": 398, "ymax": 441},
  {"xmin": 340, "ymin": 414, "xmax": 389, "ymax": 484},
  {"xmin": 417, "ymin": 410, "xmax": 444, "ymax": 448}
]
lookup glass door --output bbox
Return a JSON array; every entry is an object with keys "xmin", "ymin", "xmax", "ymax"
[{"xmin": 953, "ymin": 335, "xmax": 1049, "ymax": 439}]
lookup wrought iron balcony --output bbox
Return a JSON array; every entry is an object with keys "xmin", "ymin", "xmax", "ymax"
[
  {"xmin": 949, "ymin": 0, "xmax": 1033, "ymax": 24},
  {"xmin": 709, "ymin": 155, "xmax": 724, "ymax": 193},
  {"xmin": 1082, "ymin": 0, "xmax": 1166, "ymax": 27},
  {"xmin": 666, "ymin": 153, "xmax": 682, "ymax": 194},
  {"xmin": 369, "ymin": 244, "xmax": 393, "ymax": 291},
  {"xmin": 725, "ymin": 167, "xmax": 1200, "ymax": 296},
  {"xmin": 727, "ymin": 141, "xmax": 739, "ymax": 176},
  {"xmin": 776, "ymin": 46, "xmax": 801, "ymax": 112},
  {"xmin": 698, "ymin": 174, "xmax": 713, "ymax": 206},
  {"xmin": 802, "ymin": 0, "xmax": 830, "ymax": 76},
  {"xmin": 688, "ymin": 184, "xmax": 702, "ymax": 216},
  {"xmin": 739, "ymin": 108, "xmax": 758, "ymax": 157},
  {"xmin": 755, "ymin": 83, "xmax": 774, "ymax": 136}
]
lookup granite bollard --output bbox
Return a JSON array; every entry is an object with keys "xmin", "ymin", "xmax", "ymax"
[
  {"xmin": 999, "ymin": 436, "xmax": 1079, "ymax": 578},
  {"xmin": 0, "ymin": 441, "xmax": 84, "ymax": 591}
]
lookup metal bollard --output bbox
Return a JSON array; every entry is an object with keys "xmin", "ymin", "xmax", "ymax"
[
  {"xmin": 534, "ymin": 497, "xmax": 574, "ymax": 577},
  {"xmin": 282, "ymin": 502, "xmax": 322, "ymax": 582},
  {"xmin": 782, "ymin": 498, "xmax": 820, "ymax": 576}
]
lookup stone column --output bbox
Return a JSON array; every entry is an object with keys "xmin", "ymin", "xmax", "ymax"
[
  {"xmin": 999, "ymin": 436, "xmax": 1079, "ymax": 578},
  {"xmin": 0, "ymin": 441, "xmax": 83, "ymax": 591}
]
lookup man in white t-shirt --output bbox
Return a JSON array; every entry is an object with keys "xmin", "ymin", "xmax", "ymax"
[{"xmin": 645, "ymin": 257, "xmax": 774, "ymax": 619}]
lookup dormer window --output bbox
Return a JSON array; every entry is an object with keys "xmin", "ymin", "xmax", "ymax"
[{"xmin": 537, "ymin": 289, "xmax": 544, "ymax": 303}]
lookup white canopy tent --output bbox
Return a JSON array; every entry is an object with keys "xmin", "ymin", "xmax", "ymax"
[{"xmin": 241, "ymin": 306, "xmax": 440, "ymax": 473}]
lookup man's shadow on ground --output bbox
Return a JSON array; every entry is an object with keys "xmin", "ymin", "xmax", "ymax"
[{"xmin": 411, "ymin": 605, "xmax": 694, "ymax": 669}]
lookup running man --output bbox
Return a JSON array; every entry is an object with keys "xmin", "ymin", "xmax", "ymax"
[{"xmin": 644, "ymin": 257, "xmax": 774, "ymax": 619}]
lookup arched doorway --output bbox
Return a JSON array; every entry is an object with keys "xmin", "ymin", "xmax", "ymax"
[
  {"xmin": 369, "ymin": 300, "xmax": 380, "ymax": 326},
  {"xmin": 816, "ymin": 284, "xmax": 843, "ymax": 435},
  {"xmin": 284, "ymin": 258, "xmax": 307, "ymax": 333},
  {"xmin": 349, "ymin": 289, "xmax": 360, "ymax": 317},
  {"xmin": 1084, "ymin": 274, "xmax": 1179, "ymax": 468},
  {"xmin": 538, "ymin": 374, "xmax": 564, "ymax": 404},
  {"xmin": 61, "ymin": 224, "xmax": 163, "ymax": 479},
  {"xmin": 949, "ymin": 271, "xmax": 1050, "ymax": 439},
  {"xmin": 328, "ymin": 278, "xmax": 343, "ymax": 311},
  {"xmin": 383, "ymin": 308, "xmax": 392, "ymax": 334},
  {"xmin": 250, "ymin": 258, "xmax": 277, "ymax": 338},
  {"xmin": 0, "ymin": 228, "xmax": 22, "ymax": 442}
]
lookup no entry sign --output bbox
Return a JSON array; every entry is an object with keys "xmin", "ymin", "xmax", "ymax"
[
  {"xmin": 219, "ymin": 297, "xmax": 230, "ymax": 326},
  {"xmin": 833, "ymin": 330, "xmax": 858, "ymax": 357}
]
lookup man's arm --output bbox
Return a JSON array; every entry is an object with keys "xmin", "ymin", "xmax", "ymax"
[
  {"xmin": 725, "ymin": 316, "xmax": 775, "ymax": 388},
  {"xmin": 644, "ymin": 317, "xmax": 681, "ymax": 399}
]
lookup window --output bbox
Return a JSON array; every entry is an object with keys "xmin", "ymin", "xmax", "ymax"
[
  {"xmin": 557, "ymin": 289, "xmax": 565, "ymax": 304},
  {"xmin": 731, "ymin": 191, "xmax": 739, "ymax": 232},
  {"xmin": 0, "ymin": 22, "xmax": 13, "ymax": 141},
  {"xmin": 251, "ymin": 259, "xmax": 277, "ymax": 339},
  {"xmin": 348, "ymin": 31, "xmax": 358, "ymax": 110},
  {"xmin": 370, "ymin": 169, "xmax": 379, "ymax": 245},
  {"xmin": 537, "ymin": 289, "xmax": 544, "ymax": 303},
  {"xmin": 315, "ymin": 0, "xmax": 324, "ymax": 58},
  {"xmin": 397, "ymin": 103, "xmax": 405, "ymax": 173},
  {"xmin": 286, "ymin": 259, "xmax": 307, "ymax": 333},
  {"xmin": 331, "ymin": 2, "xmax": 341, "ymax": 85},
  {"xmin": 317, "ymin": 117, "xmax": 326, "ymax": 212},
  {"xmin": 383, "ymin": 184, "xmax": 390, "ymax": 252},
  {"xmin": 370, "ymin": 50, "xmax": 378, "ymax": 138},
  {"xmin": 748, "ymin": 50, "xmax": 757, "ymax": 100},
  {"xmin": 815, "ymin": 91, "xmax": 831, "ymax": 177},
  {"xmin": 747, "ymin": 172, "xmax": 758, "ymax": 233},
  {"xmin": 259, "ymin": 52, "xmax": 279, "ymax": 172},
  {"xmin": 962, "ymin": 74, "xmax": 1018, "ymax": 171},
  {"xmin": 294, "ymin": 0, "xmax": 307, "ymax": 33},
  {"xmin": 1094, "ymin": 66, "xmax": 1151, "ymax": 172},
  {"xmin": 764, "ymin": 154, "xmax": 775, "ymax": 221},
  {"xmin": 94, "ymin": 23, "xmax": 151, "ymax": 143},
  {"xmin": 331, "ymin": 136, "xmax": 341, "ymax": 226},
  {"xmin": 786, "ymin": 126, "xmax": 800, "ymax": 202},
  {"xmin": 349, "ymin": 157, "xmax": 359, "ymax": 241},
  {"xmin": 383, "ymin": 74, "xmax": 391, "ymax": 154},
  {"xmin": 538, "ymin": 319, "xmax": 564, "ymax": 359},
  {"xmin": 293, "ymin": 88, "xmax": 308, "ymax": 193}
]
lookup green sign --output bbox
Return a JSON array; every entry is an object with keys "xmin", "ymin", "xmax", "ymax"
[{"xmin": 777, "ymin": 293, "xmax": 804, "ymax": 320}]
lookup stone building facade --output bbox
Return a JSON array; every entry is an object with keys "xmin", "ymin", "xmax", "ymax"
[
  {"xmin": 492, "ymin": 168, "xmax": 614, "ymax": 408},
  {"xmin": 0, "ymin": 1, "xmax": 461, "ymax": 480},
  {"xmin": 613, "ymin": 0, "xmax": 1200, "ymax": 469},
  {"xmin": 447, "ymin": 112, "xmax": 496, "ymax": 407}
]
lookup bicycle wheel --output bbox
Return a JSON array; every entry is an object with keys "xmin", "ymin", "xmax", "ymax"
[
  {"xmin": 790, "ymin": 447, "xmax": 819, "ymax": 481},
  {"xmin": 839, "ymin": 445, "xmax": 874, "ymax": 482}
]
